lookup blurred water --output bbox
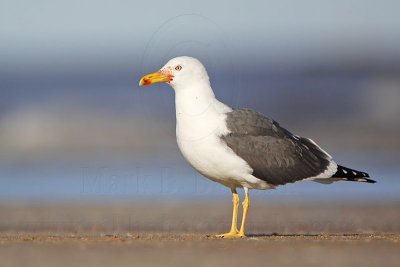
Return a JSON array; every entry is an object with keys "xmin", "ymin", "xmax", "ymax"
[
  {"xmin": 0, "ymin": 154, "xmax": 398, "ymax": 201},
  {"xmin": 1, "ymin": 72, "xmax": 399, "ymax": 202}
]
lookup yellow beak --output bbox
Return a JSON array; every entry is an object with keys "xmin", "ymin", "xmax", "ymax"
[{"xmin": 139, "ymin": 71, "xmax": 173, "ymax": 86}]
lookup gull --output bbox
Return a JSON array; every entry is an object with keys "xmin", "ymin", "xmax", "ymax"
[{"xmin": 139, "ymin": 56, "xmax": 376, "ymax": 238}]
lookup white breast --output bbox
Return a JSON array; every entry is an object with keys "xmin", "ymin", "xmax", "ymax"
[{"xmin": 175, "ymin": 91, "xmax": 270, "ymax": 189}]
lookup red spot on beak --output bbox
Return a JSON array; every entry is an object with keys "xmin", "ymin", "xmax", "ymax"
[{"xmin": 142, "ymin": 79, "xmax": 152, "ymax": 85}]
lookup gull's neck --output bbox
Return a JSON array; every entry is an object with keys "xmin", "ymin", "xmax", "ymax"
[
  {"xmin": 173, "ymin": 80, "xmax": 215, "ymax": 114},
  {"xmin": 172, "ymin": 80, "xmax": 232, "ymax": 141}
]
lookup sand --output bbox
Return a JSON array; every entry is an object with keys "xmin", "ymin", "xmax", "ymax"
[{"xmin": 0, "ymin": 200, "xmax": 399, "ymax": 267}]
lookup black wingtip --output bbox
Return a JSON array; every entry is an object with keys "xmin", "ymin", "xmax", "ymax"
[
  {"xmin": 332, "ymin": 165, "xmax": 376, "ymax": 184},
  {"xmin": 354, "ymin": 177, "xmax": 377, "ymax": 184}
]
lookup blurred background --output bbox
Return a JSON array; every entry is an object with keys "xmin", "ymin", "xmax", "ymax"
[{"xmin": 1, "ymin": 0, "xmax": 399, "ymax": 202}]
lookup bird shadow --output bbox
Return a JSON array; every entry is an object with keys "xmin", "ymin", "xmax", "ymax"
[{"xmin": 246, "ymin": 233, "xmax": 366, "ymax": 238}]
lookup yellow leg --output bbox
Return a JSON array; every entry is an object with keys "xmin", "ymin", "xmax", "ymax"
[
  {"xmin": 238, "ymin": 187, "xmax": 250, "ymax": 237},
  {"xmin": 215, "ymin": 188, "xmax": 240, "ymax": 238}
]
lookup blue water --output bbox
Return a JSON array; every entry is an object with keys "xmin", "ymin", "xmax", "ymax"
[{"xmin": 0, "ymin": 154, "xmax": 398, "ymax": 202}]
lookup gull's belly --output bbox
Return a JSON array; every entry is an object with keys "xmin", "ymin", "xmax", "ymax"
[
  {"xmin": 176, "ymin": 133, "xmax": 252, "ymax": 187},
  {"xmin": 174, "ymin": 100, "xmax": 271, "ymax": 190}
]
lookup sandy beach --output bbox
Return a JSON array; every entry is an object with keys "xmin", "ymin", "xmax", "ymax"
[{"xmin": 0, "ymin": 200, "xmax": 399, "ymax": 267}]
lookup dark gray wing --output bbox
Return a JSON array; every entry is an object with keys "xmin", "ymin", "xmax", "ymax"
[{"xmin": 221, "ymin": 109, "xmax": 332, "ymax": 186}]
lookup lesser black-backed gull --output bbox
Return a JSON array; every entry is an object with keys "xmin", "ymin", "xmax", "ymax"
[{"xmin": 139, "ymin": 56, "xmax": 376, "ymax": 238}]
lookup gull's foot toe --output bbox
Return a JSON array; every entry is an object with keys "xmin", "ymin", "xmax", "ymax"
[{"xmin": 215, "ymin": 231, "xmax": 245, "ymax": 238}]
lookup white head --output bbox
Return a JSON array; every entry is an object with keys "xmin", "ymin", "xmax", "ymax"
[{"xmin": 139, "ymin": 56, "xmax": 210, "ymax": 90}]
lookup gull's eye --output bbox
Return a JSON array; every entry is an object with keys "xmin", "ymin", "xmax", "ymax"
[{"xmin": 175, "ymin": 65, "xmax": 182, "ymax": 71}]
